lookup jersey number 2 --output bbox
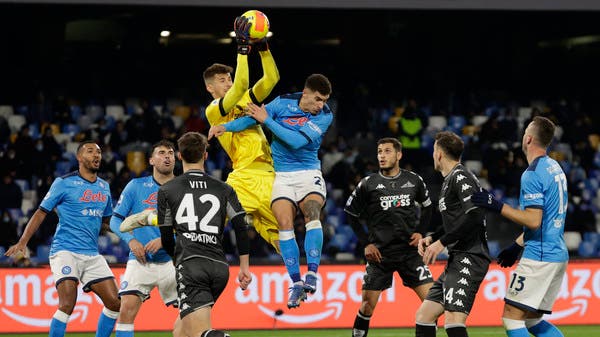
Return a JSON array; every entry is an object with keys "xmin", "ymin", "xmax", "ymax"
[{"xmin": 176, "ymin": 193, "xmax": 220, "ymax": 233}]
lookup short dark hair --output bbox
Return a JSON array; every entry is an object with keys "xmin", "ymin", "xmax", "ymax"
[
  {"xmin": 531, "ymin": 116, "xmax": 556, "ymax": 148},
  {"xmin": 177, "ymin": 132, "xmax": 207, "ymax": 164},
  {"xmin": 377, "ymin": 137, "xmax": 402, "ymax": 152},
  {"xmin": 77, "ymin": 140, "xmax": 98, "ymax": 154},
  {"xmin": 305, "ymin": 74, "xmax": 332, "ymax": 96},
  {"xmin": 151, "ymin": 140, "xmax": 175, "ymax": 155},
  {"xmin": 434, "ymin": 131, "xmax": 464, "ymax": 161},
  {"xmin": 203, "ymin": 63, "xmax": 233, "ymax": 84}
]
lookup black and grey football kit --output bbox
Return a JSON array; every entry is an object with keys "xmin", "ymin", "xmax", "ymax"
[
  {"xmin": 157, "ymin": 169, "xmax": 248, "ymax": 318},
  {"xmin": 345, "ymin": 169, "xmax": 434, "ymax": 290},
  {"xmin": 426, "ymin": 164, "xmax": 491, "ymax": 313}
]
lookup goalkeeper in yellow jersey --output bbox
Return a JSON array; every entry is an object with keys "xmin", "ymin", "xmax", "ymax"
[{"xmin": 204, "ymin": 15, "xmax": 280, "ymax": 252}]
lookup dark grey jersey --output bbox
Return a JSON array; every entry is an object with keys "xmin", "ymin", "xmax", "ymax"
[
  {"xmin": 438, "ymin": 164, "xmax": 490, "ymax": 257},
  {"xmin": 157, "ymin": 169, "xmax": 245, "ymax": 265},
  {"xmin": 344, "ymin": 169, "xmax": 432, "ymax": 254}
]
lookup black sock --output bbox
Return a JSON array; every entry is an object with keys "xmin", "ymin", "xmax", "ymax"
[
  {"xmin": 416, "ymin": 323, "xmax": 436, "ymax": 337},
  {"xmin": 352, "ymin": 310, "xmax": 371, "ymax": 337},
  {"xmin": 445, "ymin": 325, "xmax": 468, "ymax": 337}
]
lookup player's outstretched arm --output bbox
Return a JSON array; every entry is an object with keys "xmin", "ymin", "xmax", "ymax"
[
  {"xmin": 5, "ymin": 209, "xmax": 47, "ymax": 257},
  {"xmin": 219, "ymin": 17, "xmax": 252, "ymax": 114},
  {"xmin": 472, "ymin": 190, "xmax": 543, "ymax": 230},
  {"xmin": 119, "ymin": 209, "xmax": 157, "ymax": 232},
  {"xmin": 246, "ymin": 103, "xmax": 309, "ymax": 149},
  {"xmin": 251, "ymin": 48, "xmax": 280, "ymax": 103}
]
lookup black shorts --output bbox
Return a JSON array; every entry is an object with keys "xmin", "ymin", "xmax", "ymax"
[
  {"xmin": 363, "ymin": 250, "xmax": 434, "ymax": 291},
  {"xmin": 425, "ymin": 252, "xmax": 490, "ymax": 314},
  {"xmin": 177, "ymin": 257, "xmax": 229, "ymax": 318}
]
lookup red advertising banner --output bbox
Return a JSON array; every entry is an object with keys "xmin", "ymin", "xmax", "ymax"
[{"xmin": 1, "ymin": 261, "xmax": 599, "ymax": 332}]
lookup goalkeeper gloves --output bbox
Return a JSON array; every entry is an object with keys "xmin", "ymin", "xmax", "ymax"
[
  {"xmin": 496, "ymin": 242, "xmax": 523, "ymax": 267},
  {"xmin": 234, "ymin": 16, "xmax": 252, "ymax": 55},
  {"xmin": 471, "ymin": 190, "xmax": 504, "ymax": 213}
]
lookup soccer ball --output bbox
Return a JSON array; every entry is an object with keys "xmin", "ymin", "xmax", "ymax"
[{"xmin": 241, "ymin": 10, "xmax": 270, "ymax": 40}]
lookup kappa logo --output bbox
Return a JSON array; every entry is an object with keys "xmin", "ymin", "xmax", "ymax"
[
  {"xmin": 456, "ymin": 288, "xmax": 467, "ymax": 296},
  {"xmin": 461, "ymin": 183, "xmax": 472, "ymax": 192},
  {"xmin": 181, "ymin": 303, "xmax": 190, "ymax": 310},
  {"xmin": 456, "ymin": 174, "xmax": 466, "ymax": 182},
  {"xmin": 400, "ymin": 181, "xmax": 415, "ymax": 188},
  {"xmin": 460, "ymin": 257, "xmax": 472, "ymax": 265},
  {"xmin": 453, "ymin": 299, "xmax": 464, "ymax": 307},
  {"xmin": 459, "ymin": 267, "xmax": 471, "ymax": 275},
  {"xmin": 457, "ymin": 277, "xmax": 469, "ymax": 286},
  {"xmin": 376, "ymin": 184, "xmax": 385, "ymax": 189}
]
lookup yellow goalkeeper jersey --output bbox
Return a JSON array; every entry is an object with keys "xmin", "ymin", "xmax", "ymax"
[{"xmin": 206, "ymin": 51, "xmax": 279, "ymax": 171}]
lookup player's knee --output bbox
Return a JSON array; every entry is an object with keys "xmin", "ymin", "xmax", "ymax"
[
  {"xmin": 201, "ymin": 329, "xmax": 231, "ymax": 337},
  {"xmin": 360, "ymin": 300, "xmax": 376, "ymax": 316}
]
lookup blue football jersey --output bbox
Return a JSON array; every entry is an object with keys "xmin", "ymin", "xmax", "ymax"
[
  {"xmin": 40, "ymin": 171, "xmax": 113, "ymax": 256},
  {"xmin": 265, "ymin": 93, "xmax": 333, "ymax": 172},
  {"xmin": 112, "ymin": 175, "xmax": 171, "ymax": 263},
  {"xmin": 520, "ymin": 156, "xmax": 569, "ymax": 262}
]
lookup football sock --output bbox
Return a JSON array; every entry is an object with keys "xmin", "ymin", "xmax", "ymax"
[
  {"xmin": 352, "ymin": 310, "xmax": 371, "ymax": 337},
  {"xmin": 504, "ymin": 318, "xmax": 528, "ymax": 337},
  {"xmin": 96, "ymin": 307, "xmax": 119, "ymax": 337},
  {"xmin": 115, "ymin": 323, "xmax": 134, "ymax": 337},
  {"xmin": 49, "ymin": 310, "xmax": 69, "ymax": 337},
  {"xmin": 416, "ymin": 322, "xmax": 436, "ymax": 337},
  {"xmin": 445, "ymin": 324, "xmax": 468, "ymax": 337},
  {"xmin": 279, "ymin": 230, "xmax": 301, "ymax": 283},
  {"xmin": 527, "ymin": 319, "xmax": 564, "ymax": 337},
  {"xmin": 304, "ymin": 220, "xmax": 323, "ymax": 273}
]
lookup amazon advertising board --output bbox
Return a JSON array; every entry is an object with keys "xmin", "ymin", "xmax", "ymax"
[{"xmin": 0, "ymin": 261, "xmax": 599, "ymax": 332}]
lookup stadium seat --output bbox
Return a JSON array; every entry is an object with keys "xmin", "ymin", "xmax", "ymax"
[
  {"xmin": 69, "ymin": 105, "xmax": 83, "ymax": 121},
  {"xmin": 77, "ymin": 114, "xmax": 93, "ymax": 131},
  {"xmin": 564, "ymin": 232, "xmax": 582, "ymax": 252},
  {"xmin": 583, "ymin": 232, "xmax": 600, "ymax": 246},
  {"xmin": 53, "ymin": 132, "xmax": 71, "ymax": 145},
  {"xmin": 0, "ymin": 105, "xmax": 14, "ymax": 119},
  {"xmin": 517, "ymin": 107, "xmax": 532, "ymax": 120},
  {"xmin": 85, "ymin": 104, "xmax": 104, "ymax": 122},
  {"xmin": 7, "ymin": 208, "xmax": 23, "ymax": 222},
  {"xmin": 578, "ymin": 241, "xmax": 597, "ymax": 257},
  {"xmin": 326, "ymin": 215, "xmax": 340, "ymax": 228},
  {"xmin": 171, "ymin": 115, "xmax": 183, "ymax": 130},
  {"xmin": 427, "ymin": 116, "xmax": 447, "ymax": 131},
  {"xmin": 98, "ymin": 235, "xmax": 112, "ymax": 255},
  {"xmin": 471, "ymin": 115, "xmax": 488, "ymax": 127},
  {"xmin": 464, "ymin": 160, "xmax": 483, "ymax": 175},
  {"xmin": 28, "ymin": 123, "xmax": 40, "ymax": 139},
  {"xmin": 62, "ymin": 124, "xmax": 81, "ymax": 137},
  {"xmin": 14, "ymin": 179, "xmax": 29, "ymax": 192},
  {"xmin": 448, "ymin": 116, "xmax": 466, "ymax": 133},
  {"xmin": 106, "ymin": 105, "xmax": 125, "ymax": 121},
  {"xmin": 55, "ymin": 161, "xmax": 73, "ymax": 176},
  {"xmin": 8, "ymin": 115, "xmax": 26, "ymax": 133},
  {"xmin": 35, "ymin": 245, "xmax": 50, "ymax": 264},
  {"xmin": 0, "ymin": 246, "xmax": 6, "ymax": 264},
  {"xmin": 65, "ymin": 141, "xmax": 79, "ymax": 156},
  {"xmin": 21, "ymin": 199, "xmax": 34, "ymax": 215},
  {"xmin": 126, "ymin": 151, "xmax": 148, "ymax": 176}
]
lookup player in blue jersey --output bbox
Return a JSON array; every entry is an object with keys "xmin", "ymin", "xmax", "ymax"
[
  {"xmin": 472, "ymin": 116, "xmax": 568, "ymax": 337},
  {"xmin": 209, "ymin": 73, "xmax": 333, "ymax": 308},
  {"xmin": 109, "ymin": 140, "xmax": 184, "ymax": 337},
  {"xmin": 6, "ymin": 141, "xmax": 120, "ymax": 337}
]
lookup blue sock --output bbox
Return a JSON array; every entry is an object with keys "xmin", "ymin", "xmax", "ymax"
[
  {"xmin": 116, "ymin": 323, "xmax": 134, "ymax": 337},
  {"xmin": 528, "ymin": 320, "xmax": 564, "ymax": 337},
  {"xmin": 279, "ymin": 230, "xmax": 301, "ymax": 283},
  {"xmin": 49, "ymin": 311, "xmax": 69, "ymax": 337},
  {"xmin": 96, "ymin": 308, "xmax": 118, "ymax": 337},
  {"xmin": 304, "ymin": 220, "xmax": 323, "ymax": 273},
  {"xmin": 506, "ymin": 328, "xmax": 529, "ymax": 337}
]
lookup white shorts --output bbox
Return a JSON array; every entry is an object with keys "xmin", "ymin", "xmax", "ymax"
[
  {"xmin": 271, "ymin": 170, "xmax": 327, "ymax": 205},
  {"xmin": 119, "ymin": 260, "xmax": 177, "ymax": 306},
  {"xmin": 49, "ymin": 251, "xmax": 115, "ymax": 292},
  {"xmin": 505, "ymin": 258, "xmax": 568, "ymax": 314}
]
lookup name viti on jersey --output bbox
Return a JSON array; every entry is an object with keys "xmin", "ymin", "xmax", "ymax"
[{"xmin": 380, "ymin": 194, "xmax": 411, "ymax": 210}]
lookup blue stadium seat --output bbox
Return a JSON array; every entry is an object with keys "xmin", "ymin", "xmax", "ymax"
[
  {"xmin": 98, "ymin": 235, "xmax": 112, "ymax": 255},
  {"xmin": 14, "ymin": 179, "xmax": 30, "ymax": 192},
  {"xmin": 70, "ymin": 105, "xmax": 82, "ymax": 121},
  {"xmin": 62, "ymin": 123, "xmax": 80, "ymax": 137},
  {"xmin": 448, "ymin": 115, "xmax": 466, "ymax": 133},
  {"xmin": 578, "ymin": 241, "xmax": 597, "ymax": 258},
  {"xmin": 35, "ymin": 245, "xmax": 50, "ymax": 264},
  {"xmin": 583, "ymin": 232, "xmax": 600, "ymax": 246},
  {"xmin": 0, "ymin": 246, "xmax": 6, "ymax": 263},
  {"xmin": 329, "ymin": 233, "xmax": 351, "ymax": 252},
  {"xmin": 55, "ymin": 161, "xmax": 73, "ymax": 176}
]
